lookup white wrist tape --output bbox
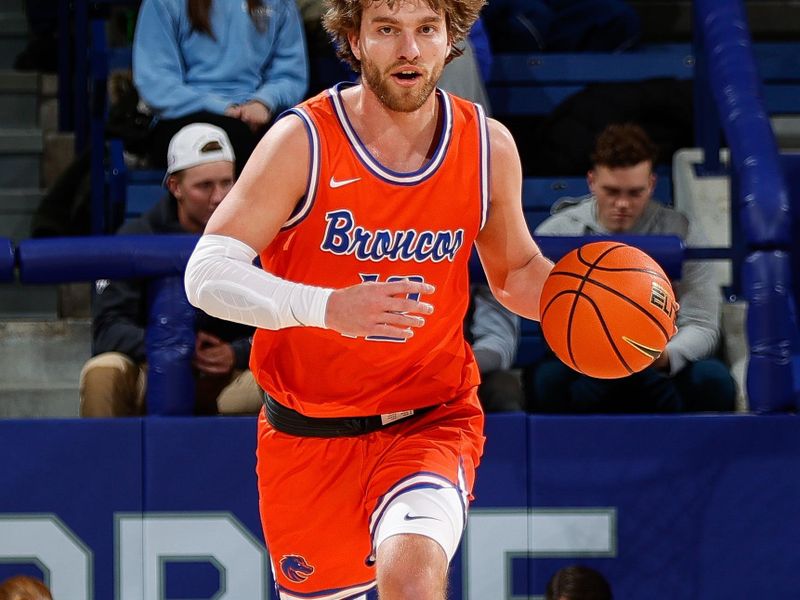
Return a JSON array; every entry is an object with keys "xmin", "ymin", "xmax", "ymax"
[{"xmin": 184, "ymin": 234, "xmax": 333, "ymax": 330}]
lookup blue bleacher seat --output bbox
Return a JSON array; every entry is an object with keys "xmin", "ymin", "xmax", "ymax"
[
  {"xmin": 124, "ymin": 170, "xmax": 165, "ymax": 219},
  {"xmin": 488, "ymin": 42, "xmax": 800, "ymax": 118}
]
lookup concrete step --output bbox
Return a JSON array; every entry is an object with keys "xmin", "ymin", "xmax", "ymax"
[
  {"xmin": 42, "ymin": 130, "xmax": 74, "ymax": 189},
  {"xmin": 0, "ymin": 188, "xmax": 42, "ymax": 241},
  {"xmin": 0, "ymin": 388, "xmax": 81, "ymax": 418},
  {"xmin": 0, "ymin": 187, "xmax": 41, "ymax": 210},
  {"xmin": 0, "ymin": 319, "xmax": 90, "ymax": 418},
  {"xmin": 0, "ymin": 70, "xmax": 38, "ymax": 127},
  {"xmin": 0, "ymin": 282, "xmax": 59, "ymax": 319},
  {"xmin": 772, "ymin": 116, "xmax": 800, "ymax": 150},
  {"xmin": 0, "ymin": 12, "xmax": 26, "ymax": 33},
  {"xmin": 0, "ymin": 13, "xmax": 27, "ymax": 70},
  {"xmin": 0, "ymin": 128, "xmax": 41, "ymax": 187},
  {"xmin": 0, "ymin": 213, "xmax": 32, "ymax": 241}
]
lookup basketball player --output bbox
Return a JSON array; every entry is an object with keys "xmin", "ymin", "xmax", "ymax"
[{"xmin": 184, "ymin": 0, "xmax": 553, "ymax": 596}]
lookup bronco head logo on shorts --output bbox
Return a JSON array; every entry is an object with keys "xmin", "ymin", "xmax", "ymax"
[{"xmin": 280, "ymin": 554, "xmax": 315, "ymax": 583}]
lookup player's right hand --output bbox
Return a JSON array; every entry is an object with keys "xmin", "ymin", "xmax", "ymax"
[{"xmin": 325, "ymin": 280, "xmax": 435, "ymax": 339}]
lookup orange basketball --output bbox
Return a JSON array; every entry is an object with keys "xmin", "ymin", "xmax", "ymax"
[{"xmin": 539, "ymin": 241, "xmax": 678, "ymax": 379}]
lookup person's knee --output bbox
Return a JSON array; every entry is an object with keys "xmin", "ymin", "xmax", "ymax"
[
  {"xmin": 376, "ymin": 534, "xmax": 448, "ymax": 600},
  {"xmin": 216, "ymin": 370, "xmax": 263, "ymax": 415},
  {"xmin": 678, "ymin": 359, "xmax": 737, "ymax": 412},
  {"xmin": 79, "ymin": 353, "xmax": 143, "ymax": 417},
  {"xmin": 372, "ymin": 485, "xmax": 461, "ymax": 598},
  {"xmin": 372, "ymin": 485, "xmax": 464, "ymax": 564},
  {"xmin": 479, "ymin": 370, "xmax": 525, "ymax": 412},
  {"xmin": 526, "ymin": 359, "xmax": 576, "ymax": 412}
]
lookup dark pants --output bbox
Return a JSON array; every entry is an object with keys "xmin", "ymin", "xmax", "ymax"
[
  {"xmin": 14, "ymin": 0, "xmax": 59, "ymax": 72},
  {"xmin": 526, "ymin": 357, "xmax": 737, "ymax": 414},
  {"xmin": 148, "ymin": 112, "xmax": 263, "ymax": 176},
  {"xmin": 25, "ymin": 0, "xmax": 57, "ymax": 35},
  {"xmin": 478, "ymin": 370, "xmax": 526, "ymax": 412}
]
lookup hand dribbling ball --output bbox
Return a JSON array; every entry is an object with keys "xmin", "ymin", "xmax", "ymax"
[{"xmin": 539, "ymin": 241, "xmax": 678, "ymax": 379}]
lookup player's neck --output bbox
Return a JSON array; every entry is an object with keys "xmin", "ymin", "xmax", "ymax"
[{"xmin": 343, "ymin": 84, "xmax": 441, "ymax": 172}]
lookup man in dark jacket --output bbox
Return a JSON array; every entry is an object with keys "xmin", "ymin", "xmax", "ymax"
[{"xmin": 80, "ymin": 123, "xmax": 260, "ymax": 416}]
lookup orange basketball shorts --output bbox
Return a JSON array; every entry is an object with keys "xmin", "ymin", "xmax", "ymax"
[{"xmin": 255, "ymin": 388, "xmax": 485, "ymax": 598}]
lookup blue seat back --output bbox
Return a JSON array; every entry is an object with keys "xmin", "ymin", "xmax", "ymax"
[{"xmin": 488, "ymin": 43, "xmax": 800, "ymax": 118}]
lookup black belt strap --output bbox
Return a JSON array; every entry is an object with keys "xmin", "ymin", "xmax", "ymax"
[{"xmin": 263, "ymin": 393, "xmax": 436, "ymax": 438}]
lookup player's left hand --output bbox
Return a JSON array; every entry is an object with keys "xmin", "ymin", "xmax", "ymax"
[
  {"xmin": 652, "ymin": 349, "xmax": 670, "ymax": 373},
  {"xmin": 238, "ymin": 100, "xmax": 271, "ymax": 133},
  {"xmin": 193, "ymin": 331, "xmax": 236, "ymax": 375},
  {"xmin": 325, "ymin": 280, "xmax": 435, "ymax": 339}
]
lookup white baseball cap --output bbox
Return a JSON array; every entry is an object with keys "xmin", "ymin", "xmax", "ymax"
[{"xmin": 163, "ymin": 123, "xmax": 236, "ymax": 186}]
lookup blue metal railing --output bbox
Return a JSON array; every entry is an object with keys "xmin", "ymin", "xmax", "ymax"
[
  {"xmin": 17, "ymin": 235, "xmax": 198, "ymax": 415},
  {"xmin": 12, "ymin": 235, "xmax": 687, "ymax": 415},
  {"xmin": 694, "ymin": 0, "xmax": 795, "ymax": 412}
]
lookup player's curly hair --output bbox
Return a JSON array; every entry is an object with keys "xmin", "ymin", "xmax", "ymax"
[
  {"xmin": 322, "ymin": 0, "xmax": 485, "ymax": 73},
  {"xmin": 591, "ymin": 123, "xmax": 659, "ymax": 169}
]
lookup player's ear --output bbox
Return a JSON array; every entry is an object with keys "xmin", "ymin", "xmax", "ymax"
[
  {"xmin": 348, "ymin": 31, "xmax": 361, "ymax": 61},
  {"xmin": 166, "ymin": 174, "xmax": 182, "ymax": 199},
  {"xmin": 587, "ymin": 169, "xmax": 596, "ymax": 192}
]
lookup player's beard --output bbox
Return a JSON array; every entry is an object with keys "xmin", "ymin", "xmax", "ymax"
[{"xmin": 361, "ymin": 56, "xmax": 444, "ymax": 113}]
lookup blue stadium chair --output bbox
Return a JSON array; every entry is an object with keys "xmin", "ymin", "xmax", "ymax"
[
  {"xmin": 488, "ymin": 47, "xmax": 693, "ymax": 117},
  {"xmin": 488, "ymin": 42, "xmax": 800, "ymax": 118},
  {"xmin": 108, "ymin": 139, "xmax": 164, "ymax": 225}
]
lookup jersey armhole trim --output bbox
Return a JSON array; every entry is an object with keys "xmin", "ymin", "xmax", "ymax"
[
  {"xmin": 475, "ymin": 102, "xmax": 490, "ymax": 231},
  {"xmin": 281, "ymin": 107, "xmax": 320, "ymax": 230}
]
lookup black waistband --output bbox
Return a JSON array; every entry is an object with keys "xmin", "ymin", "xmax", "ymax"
[{"xmin": 263, "ymin": 393, "xmax": 436, "ymax": 438}]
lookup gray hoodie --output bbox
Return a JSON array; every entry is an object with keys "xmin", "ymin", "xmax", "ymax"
[{"xmin": 535, "ymin": 195, "xmax": 721, "ymax": 375}]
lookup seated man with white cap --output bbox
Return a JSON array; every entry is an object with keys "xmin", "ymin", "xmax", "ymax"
[{"xmin": 80, "ymin": 123, "xmax": 261, "ymax": 417}]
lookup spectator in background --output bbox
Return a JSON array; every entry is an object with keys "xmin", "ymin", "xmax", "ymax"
[
  {"xmin": 297, "ymin": 0, "xmax": 358, "ymax": 94},
  {"xmin": 526, "ymin": 123, "xmax": 736, "ymax": 413},
  {"xmin": 466, "ymin": 285, "xmax": 525, "ymax": 412},
  {"xmin": 0, "ymin": 575, "xmax": 53, "ymax": 600},
  {"xmin": 133, "ymin": 0, "xmax": 309, "ymax": 174},
  {"xmin": 80, "ymin": 124, "xmax": 261, "ymax": 417},
  {"xmin": 545, "ymin": 565, "xmax": 613, "ymax": 600},
  {"xmin": 438, "ymin": 18, "xmax": 493, "ymax": 115},
  {"xmin": 482, "ymin": 0, "xmax": 640, "ymax": 53},
  {"xmin": 13, "ymin": 1, "xmax": 57, "ymax": 73}
]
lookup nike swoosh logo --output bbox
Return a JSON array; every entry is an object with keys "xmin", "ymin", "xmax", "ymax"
[
  {"xmin": 404, "ymin": 513, "xmax": 439, "ymax": 521},
  {"xmin": 622, "ymin": 336, "xmax": 662, "ymax": 360},
  {"xmin": 329, "ymin": 176, "xmax": 361, "ymax": 188}
]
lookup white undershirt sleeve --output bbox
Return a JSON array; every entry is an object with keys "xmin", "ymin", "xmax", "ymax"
[{"xmin": 184, "ymin": 234, "xmax": 333, "ymax": 330}]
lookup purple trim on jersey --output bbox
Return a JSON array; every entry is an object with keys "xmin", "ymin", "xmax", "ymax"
[
  {"xmin": 370, "ymin": 470, "xmax": 456, "ymax": 524},
  {"xmin": 475, "ymin": 102, "xmax": 490, "ymax": 230},
  {"xmin": 327, "ymin": 83, "xmax": 453, "ymax": 187},
  {"xmin": 280, "ymin": 108, "xmax": 319, "ymax": 230},
  {"xmin": 365, "ymin": 481, "xmax": 447, "ymax": 566},
  {"xmin": 276, "ymin": 579, "xmax": 376, "ymax": 599}
]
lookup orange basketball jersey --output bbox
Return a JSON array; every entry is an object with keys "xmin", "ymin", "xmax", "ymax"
[{"xmin": 250, "ymin": 84, "xmax": 490, "ymax": 417}]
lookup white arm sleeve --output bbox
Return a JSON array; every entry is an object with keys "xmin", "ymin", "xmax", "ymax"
[{"xmin": 184, "ymin": 234, "xmax": 333, "ymax": 330}]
